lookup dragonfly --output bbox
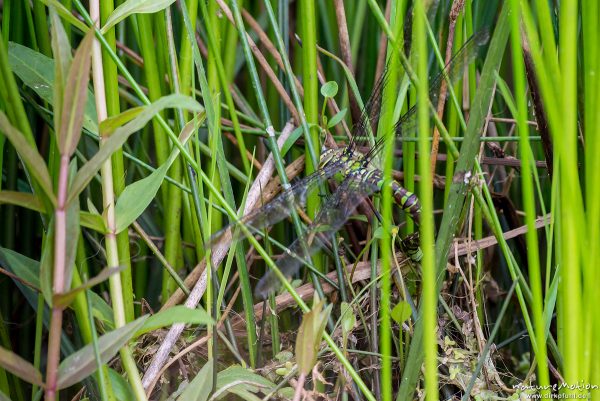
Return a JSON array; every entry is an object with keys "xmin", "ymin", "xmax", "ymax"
[{"xmin": 212, "ymin": 31, "xmax": 488, "ymax": 300}]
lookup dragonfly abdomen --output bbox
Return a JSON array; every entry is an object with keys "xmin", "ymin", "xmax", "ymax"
[
  {"xmin": 368, "ymin": 169, "xmax": 421, "ymax": 225},
  {"xmin": 391, "ymin": 181, "xmax": 421, "ymax": 225}
]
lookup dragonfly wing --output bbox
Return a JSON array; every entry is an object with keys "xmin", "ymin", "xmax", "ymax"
[
  {"xmin": 208, "ymin": 159, "xmax": 346, "ymax": 246},
  {"xmin": 394, "ymin": 30, "xmax": 489, "ymax": 138},
  {"xmin": 254, "ymin": 173, "xmax": 380, "ymax": 299}
]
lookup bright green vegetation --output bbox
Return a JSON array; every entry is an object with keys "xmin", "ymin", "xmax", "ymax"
[{"xmin": 0, "ymin": 1, "xmax": 598, "ymax": 401}]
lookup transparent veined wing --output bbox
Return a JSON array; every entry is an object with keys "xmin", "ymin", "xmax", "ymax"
[
  {"xmin": 208, "ymin": 157, "xmax": 347, "ymax": 246},
  {"xmin": 254, "ymin": 170, "xmax": 381, "ymax": 299},
  {"xmin": 394, "ymin": 30, "xmax": 489, "ymax": 138}
]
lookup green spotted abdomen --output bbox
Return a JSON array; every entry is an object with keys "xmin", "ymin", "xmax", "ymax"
[{"xmin": 369, "ymin": 170, "xmax": 421, "ymax": 225}]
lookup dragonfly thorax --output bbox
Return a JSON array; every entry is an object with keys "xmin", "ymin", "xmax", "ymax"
[{"xmin": 319, "ymin": 146, "xmax": 363, "ymax": 169}]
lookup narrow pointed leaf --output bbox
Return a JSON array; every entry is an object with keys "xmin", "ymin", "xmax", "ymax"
[
  {"xmin": 0, "ymin": 247, "xmax": 41, "ymax": 289},
  {"xmin": 57, "ymin": 315, "xmax": 148, "ymax": 389},
  {"xmin": 177, "ymin": 362, "xmax": 213, "ymax": 401},
  {"xmin": 80, "ymin": 211, "xmax": 107, "ymax": 232},
  {"xmin": 39, "ymin": 221, "xmax": 55, "ymax": 305},
  {"xmin": 50, "ymin": 10, "xmax": 72, "ymax": 130},
  {"xmin": 53, "ymin": 266, "xmax": 125, "ymax": 308},
  {"xmin": 215, "ymin": 366, "xmax": 275, "ymax": 399},
  {"xmin": 103, "ymin": 0, "xmax": 177, "ymax": 32},
  {"xmin": 0, "ymin": 111, "xmax": 56, "ymax": 205},
  {"xmin": 327, "ymin": 108, "xmax": 347, "ymax": 129},
  {"xmin": 0, "ymin": 202, "xmax": 108, "ymax": 232},
  {"xmin": 0, "ymin": 346, "xmax": 44, "ymax": 387},
  {"xmin": 340, "ymin": 302, "xmax": 356, "ymax": 335},
  {"xmin": 107, "ymin": 367, "xmax": 134, "ymax": 401},
  {"xmin": 39, "ymin": 0, "xmax": 88, "ymax": 31},
  {"xmin": 114, "ymin": 117, "xmax": 200, "ymax": 233},
  {"xmin": 99, "ymin": 106, "xmax": 144, "ymax": 136},
  {"xmin": 0, "ymin": 191, "xmax": 44, "ymax": 212},
  {"xmin": 135, "ymin": 305, "xmax": 213, "ymax": 337},
  {"xmin": 68, "ymin": 95, "xmax": 202, "ymax": 204},
  {"xmin": 58, "ymin": 28, "xmax": 95, "ymax": 156},
  {"xmin": 0, "ymin": 112, "xmax": 56, "ymax": 206},
  {"xmin": 63, "ymin": 181, "xmax": 80, "ymax": 288},
  {"xmin": 295, "ymin": 298, "xmax": 332, "ymax": 375},
  {"xmin": 8, "ymin": 41, "xmax": 98, "ymax": 134}
]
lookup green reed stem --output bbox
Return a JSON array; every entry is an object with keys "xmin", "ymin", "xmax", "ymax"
[{"xmin": 509, "ymin": 0, "xmax": 550, "ymax": 394}]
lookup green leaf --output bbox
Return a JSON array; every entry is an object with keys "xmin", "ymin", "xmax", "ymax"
[
  {"xmin": 39, "ymin": 221, "xmax": 55, "ymax": 305},
  {"xmin": 103, "ymin": 0, "xmax": 177, "ymax": 32},
  {"xmin": 0, "ymin": 389, "xmax": 11, "ymax": 401},
  {"xmin": 320, "ymin": 81, "xmax": 338, "ymax": 98},
  {"xmin": 99, "ymin": 107, "xmax": 144, "ymax": 136},
  {"xmin": 280, "ymin": 125, "xmax": 304, "ymax": 157},
  {"xmin": 135, "ymin": 305, "xmax": 213, "ymax": 337},
  {"xmin": 340, "ymin": 302, "xmax": 356, "ymax": 336},
  {"xmin": 8, "ymin": 41, "xmax": 98, "ymax": 134},
  {"xmin": 39, "ymin": 0, "xmax": 89, "ymax": 31},
  {"xmin": 57, "ymin": 315, "xmax": 149, "ymax": 389},
  {"xmin": 216, "ymin": 366, "xmax": 275, "ymax": 400},
  {"xmin": 0, "ymin": 112, "xmax": 56, "ymax": 206},
  {"xmin": 89, "ymin": 292, "xmax": 115, "ymax": 331},
  {"xmin": 0, "ymin": 247, "xmax": 41, "ymax": 289},
  {"xmin": 114, "ymin": 163, "xmax": 167, "ymax": 234},
  {"xmin": 295, "ymin": 295, "xmax": 332, "ymax": 375},
  {"xmin": 63, "ymin": 162, "xmax": 80, "ymax": 289},
  {"xmin": 58, "ymin": 28, "xmax": 95, "ymax": 156},
  {"xmin": 107, "ymin": 367, "xmax": 134, "ymax": 401},
  {"xmin": 68, "ymin": 95, "xmax": 203, "ymax": 205},
  {"xmin": 327, "ymin": 108, "xmax": 347, "ymax": 129},
  {"xmin": 177, "ymin": 362, "xmax": 213, "ymax": 401},
  {"xmin": 53, "ymin": 266, "xmax": 125, "ymax": 308},
  {"xmin": 0, "ymin": 191, "xmax": 45, "ymax": 213},
  {"xmin": 372, "ymin": 226, "xmax": 385, "ymax": 239},
  {"xmin": 0, "ymin": 346, "xmax": 44, "ymax": 387},
  {"xmin": 391, "ymin": 301, "xmax": 412, "ymax": 324},
  {"xmin": 80, "ymin": 211, "xmax": 107, "ymax": 233},
  {"xmin": 50, "ymin": 10, "xmax": 72, "ymax": 131},
  {"xmin": 0, "ymin": 192, "xmax": 104, "ymax": 231},
  {"xmin": 114, "ymin": 118, "xmax": 199, "ymax": 233}
]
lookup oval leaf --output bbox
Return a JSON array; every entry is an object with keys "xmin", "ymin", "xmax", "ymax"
[
  {"xmin": 320, "ymin": 81, "xmax": 338, "ymax": 98},
  {"xmin": 57, "ymin": 315, "xmax": 148, "ymax": 389},
  {"xmin": 391, "ymin": 301, "xmax": 412, "ymax": 324}
]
